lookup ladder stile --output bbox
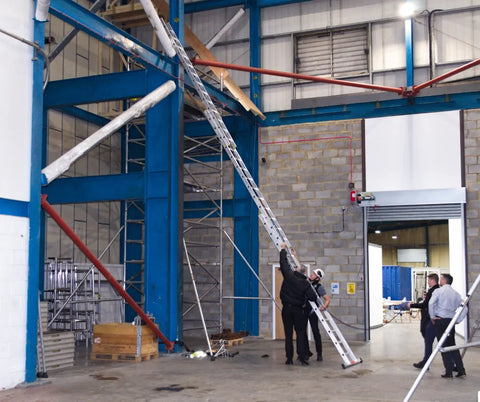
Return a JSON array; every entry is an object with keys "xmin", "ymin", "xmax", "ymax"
[{"xmin": 163, "ymin": 20, "xmax": 361, "ymax": 369}]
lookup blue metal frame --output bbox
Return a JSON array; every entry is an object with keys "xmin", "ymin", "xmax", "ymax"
[
  {"xmin": 250, "ymin": 1, "xmax": 261, "ymax": 109},
  {"xmin": 232, "ymin": 122, "xmax": 259, "ymax": 335},
  {"xmin": 264, "ymin": 91, "xmax": 480, "ymax": 126},
  {"xmin": 143, "ymin": 68, "xmax": 181, "ymax": 350},
  {"xmin": 184, "ymin": 0, "xmax": 312, "ymax": 13},
  {"xmin": 44, "ymin": 70, "xmax": 150, "ymax": 107},
  {"xmin": 43, "ymin": 173, "xmax": 144, "ymax": 204},
  {"xmin": 405, "ymin": 16, "xmax": 414, "ymax": 88},
  {"xmin": 25, "ymin": 15, "xmax": 46, "ymax": 383}
]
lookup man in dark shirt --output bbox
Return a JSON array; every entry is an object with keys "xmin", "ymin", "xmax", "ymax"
[
  {"xmin": 408, "ymin": 273, "xmax": 439, "ymax": 369},
  {"xmin": 279, "ymin": 243, "xmax": 317, "ymax": 366},
  {"xmin": 305, "ymin": 268, "xmax": 330, "ymax": 362}
]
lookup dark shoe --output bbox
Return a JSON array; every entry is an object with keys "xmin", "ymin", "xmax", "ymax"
[
  {"xmin": 285, "ymin": 359, "xmax": 293, "ymax": 365},
  {"xmin": 317, "ymin": 355, "xmax": 323, "ymax": 362},
  {"xmin": 441, "ymin": 373, "xmax": 453, "ymax": 379},
  {"xmin": 455, "ymin": 370, "xmax": 466, "ymax": 378},
  {"xmin": 307, "ymin": 351, "xmax": 313, "ymax": 357},
  {"xmin": 413, "ymin": 361, "xmax": 424, "ymax": 369},
  {"xmin": 299, "ymin": 359, "xmax": 309, "ymax": 366}
]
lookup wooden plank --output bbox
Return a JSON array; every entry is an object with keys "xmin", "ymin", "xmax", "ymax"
[
  {"xmin": 93, "ymin": 323, "xmax": 157, "ymax": 337},
  {"xmin": 93, "ymin": 334, "xmax": 157, "ymax": 345},
  {"xmin": 92, "ymin": 342, "xmax": 157, "ymax": 355},
  {"xmin": 90, "ymin": 351, "xmax": 158, "ymax": 362},
  {"xmin": 150, "ymin": 0, "xmax": 265, "ymax": 119}
]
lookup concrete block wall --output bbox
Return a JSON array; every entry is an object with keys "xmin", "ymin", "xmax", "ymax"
[
  {"xmin": 463, "ymin": 109, "xmax": 480, "ymax": 340},
  {"xmin": 44, "ymin": 11, "xmax": 122, "ymax": 265},
  {"xmin": 258, "ymin": 120, "xmax": 365, "ymax": 341}
]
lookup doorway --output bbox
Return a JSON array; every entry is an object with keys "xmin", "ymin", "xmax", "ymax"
[{"xmin": 366, "ymin": 217, "xmax": 468, "ymax": 340}]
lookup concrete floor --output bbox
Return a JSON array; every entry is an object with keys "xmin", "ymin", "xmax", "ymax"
[{"xmin": 1, "ymin": 322, "xmax": 479, "ymax": 402}]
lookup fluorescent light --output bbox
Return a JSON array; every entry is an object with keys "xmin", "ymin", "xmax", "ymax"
[
  {"xmin": 375, "ymin": 230, "xmax": 381, "ymax": 234},
  {"xmin": 392, "ymin": 235, "xmax": 398, "ymax": 240},
  {"xmin": 399, "ymin": 2, "xmax": 415, "ymax": 18}
]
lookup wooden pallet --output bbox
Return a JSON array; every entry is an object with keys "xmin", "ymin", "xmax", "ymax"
[
  {"xmin": 90, "ymin": 352, "xmax": 159, "ymax": 362},
  {"xmin": 210, "ymin": 337, "xmax": 243, "ymax": 347}
]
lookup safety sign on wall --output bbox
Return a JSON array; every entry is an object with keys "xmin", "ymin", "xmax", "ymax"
[{"xmin": 347, "ymin": 283, "xmax": 356, "ymax": 295}]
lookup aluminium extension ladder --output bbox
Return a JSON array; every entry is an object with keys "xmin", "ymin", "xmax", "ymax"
[{"xmin": 163, "ymin": 20, "xmax": 362, "ymax": 369}]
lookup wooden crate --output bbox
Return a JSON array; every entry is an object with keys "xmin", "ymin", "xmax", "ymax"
[{"xmin": 91, "ymin": 323, "xmax": 158, "ymax": 359}]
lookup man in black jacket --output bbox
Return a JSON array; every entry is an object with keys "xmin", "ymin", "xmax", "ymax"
[
  {"xmin": 279, "ymin": 243, "xmax": 317, "ymax": 366},
  {"xmin": 408, "ymin": 273, "xmax": 439, "ymax": 369}
]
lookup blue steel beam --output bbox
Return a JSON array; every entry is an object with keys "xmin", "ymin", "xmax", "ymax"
[
  {"xmin": 45, "ymin": 70, "xmax": 148, "ymax": 107},
  {"xmin": 264, "ymin": 91, "xmax": 480, "ymax": 126},
  {"xmin": 184, "ymin": 198, "xmax": 252, "ymax": 219},
  {"xmin": 54, "ymin": 105, "xmax": 111, "ymax": 127},
  {"xmin": 49, "ymin": 0, "xmax": 174, "ymax": 71},
  {"xmin": 42, "ymin": 173, "xmax": 145, "ymax": 204},
  {"xmin": 185, "ymin": 0, "xmax": 312, "ymax": 13}
]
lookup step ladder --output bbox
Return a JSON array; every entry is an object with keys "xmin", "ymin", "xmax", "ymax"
[{"xmin": 162, "ymin": 20, "xmax": 362, "ymax": 369}]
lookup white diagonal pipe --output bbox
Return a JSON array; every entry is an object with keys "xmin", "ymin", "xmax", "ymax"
[
  {"xmin": 205, "ymin": 8, "xmax": 245, "ymax": 50},
  {"xmin": 138, "ymin": 0, "xmax": 176, "ymax": 58},
  {"xmin": 35, "ymin": 0, "xmax": 51, "ymax": 22},
  {"xmin": 42, "ymin": 80, "xmax": 176, "ymax": 185}
]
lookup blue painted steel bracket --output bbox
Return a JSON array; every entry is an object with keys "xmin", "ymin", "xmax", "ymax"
[
  {"xmin": 264, "ymin": 91, "xmax": 480, "ymax": 126},
  {"xmin": 42, "ymin": 173, "xmax": 145, "ymax": 204}
]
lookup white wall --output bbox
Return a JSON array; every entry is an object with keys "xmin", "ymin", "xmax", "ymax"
[
  {"xmin": 368, "ymin": 243, "xmax": 384, "ymax": 328},
  {"xmin": 449, "ymin": 218, "xmax": 467, "ymax": 338},
  {"xmin": 0, "ymin": 0, "xmax": 34, "ymax": 389},
  {"xmin": 365, "ymin": 110, "xmax": 462, "ymax": 191}
]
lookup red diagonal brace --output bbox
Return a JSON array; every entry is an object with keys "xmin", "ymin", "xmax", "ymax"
[
  {"xmin": 41, "ymin": 195, "xmax": 175, "ymax": 351},
  {"xmin": 192, "ymin": 58, "xmax": 405, "ymax": 95}
]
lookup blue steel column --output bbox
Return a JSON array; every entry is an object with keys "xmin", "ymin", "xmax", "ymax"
[
  {"xmin": 170, "ymin": 0, "xmax": 184, "ymax": 348},
  {"xmin": 405, "ymin": 15, "xmax": 414, "ymax": 87},
  {"xmin": 233, "ymin": 120, "xmax": 259, "ymax": 335},
  {"xmin": 143, "ymin": 0, "xmax": 184, "ymax": 351},
  {"xmin": 249, "ymin": 0, "xmax": 262, "ymax": 108},
  {"xmin": 26, "ymin": 16, "xmax": 46, "ymax": 382}
]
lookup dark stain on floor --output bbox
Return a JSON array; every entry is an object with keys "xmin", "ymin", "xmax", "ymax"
[
  {"xmin": 90, "ymin": 374, "xmax": 118, "ymax": 381},
  {"xmin": 155, "ymin": 384, "xmax": 198, "ymax": 392}
]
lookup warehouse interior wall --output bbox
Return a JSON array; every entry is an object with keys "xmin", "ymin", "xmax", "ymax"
[
  {"xmin": 258, "ymin": 119, "xmax": 364, "ymax": 341},
  {"xmin": 186, "ymin": 1, "xmax": 480, "ymax": 112},
  {"xmin": 43, "ymin": 10, "xmax": 122, "ymax": 265},
  {"xmin": 0, "ymin": 1, "xmax": 34, "ymax": 390}
]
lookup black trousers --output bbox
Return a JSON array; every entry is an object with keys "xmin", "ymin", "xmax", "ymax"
[
  {"xmin": 306, "ymin": 310, "xmax": 322, "ymax": 357},
  {"xmin": 282, "ymin": 304, "xmax": 308, "ymax": 360},
  {"xmin": 433, "ymin": 318, "xmax": 465, "ymax": 375}
]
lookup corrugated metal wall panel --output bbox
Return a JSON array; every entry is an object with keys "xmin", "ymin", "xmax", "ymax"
[
  {"xmin": 296, "ymin": 27, "xmax": 368, "ymax": 77},
  {"xmin": 366, "ymin": 204, "xmax": 463, "ymax": 222}
]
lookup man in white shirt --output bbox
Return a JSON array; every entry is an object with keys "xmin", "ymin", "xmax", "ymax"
[{"xmin": 428, "ymin": 274, "xmax": 467, "ymax": 378}]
